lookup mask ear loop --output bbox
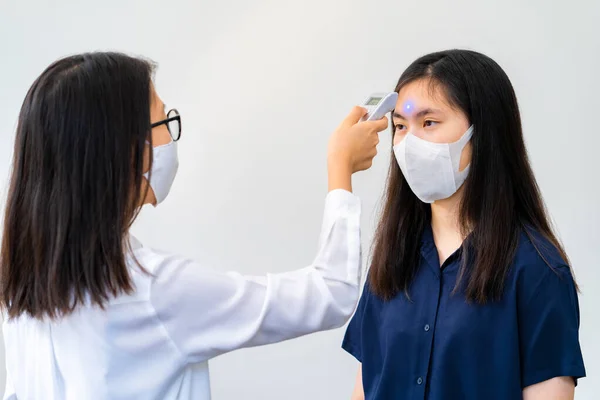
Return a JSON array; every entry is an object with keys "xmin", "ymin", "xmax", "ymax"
[
  {"xmin": 449, "ymin": 125, "xmax": 475, "ymax": 184},
  {"xmin": 143, "ymin": 140, "xmax": 153, "ymax": 180},
  {"xmin": 454, "ymin": 125, "xmax": 475, "ymax": 146}
]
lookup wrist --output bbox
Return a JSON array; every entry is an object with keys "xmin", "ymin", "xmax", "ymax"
[
  {"xmin": 327, "ymin": 161, "xmax": 353, "ymax": 193},
  {"xmin": 327, "ymin": 153, "xmax": 352, "ymax": 171}
]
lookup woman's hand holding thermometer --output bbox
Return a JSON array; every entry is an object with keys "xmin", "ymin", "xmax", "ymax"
[{"xmin": 327, "ymin": 102, "xmax": 391, "ymax": 192}]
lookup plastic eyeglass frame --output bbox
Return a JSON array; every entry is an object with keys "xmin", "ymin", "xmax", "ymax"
[{"xmin": 150, "ymin": 109, "xmax": 181, "ymax": 141}]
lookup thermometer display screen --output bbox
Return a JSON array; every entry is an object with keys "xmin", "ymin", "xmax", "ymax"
[{"xmin": 366, "ymin": 97, "xmax": 381, "ymax": 106}]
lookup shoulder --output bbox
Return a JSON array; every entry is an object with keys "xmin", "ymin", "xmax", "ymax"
[
  {"xmin": 124, "ymin": 239, "xmax": 217, "ymax": 300},
  {"xmin": 512, "ymin": 228, "xmax": 570, "ymax": 275},
  {"xmin": 514, "ymin": 228, "xmax": 567, "ymax": 269},
  {"xmin": 126, "ymin": 236, "xmax": 203, "ymax": 277},
  {"xmin": 510, "ymin": 228, "xmax": 576, "ymax": 303},
  {"xmin": 126, "ymin": 239, "xmax": 249, "ymax": 306}
]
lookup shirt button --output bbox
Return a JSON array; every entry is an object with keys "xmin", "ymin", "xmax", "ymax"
[
  {"xmin": 424, "ymin": 324, "xmax": 430, "ymax": 332},
  {"xmin": 417, "ymin": 377, "xmax": 423, "ymax": 385}
]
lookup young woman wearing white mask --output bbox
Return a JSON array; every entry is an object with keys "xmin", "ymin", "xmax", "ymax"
[
  {"xmin": 343, "ymin": 49, "xmax": 585, "ymax": 400},
  {"xmin": 0, "ymin": 52, "xmax": 389, "ymax": 399}
]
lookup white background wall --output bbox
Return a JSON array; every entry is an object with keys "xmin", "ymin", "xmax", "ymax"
[{"xmin": 1, "ymin": 0, "xmax": 598, "ymax": 398}]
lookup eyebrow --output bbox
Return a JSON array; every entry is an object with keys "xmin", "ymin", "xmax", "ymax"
[{"xmin": 393, "ymin": 108, "xmax": 443, "ymax": 120}]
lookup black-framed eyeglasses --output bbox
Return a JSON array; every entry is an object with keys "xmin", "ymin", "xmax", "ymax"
[{"xmin": 151, "ymin": 109, "xmax": 181, "ymax": 141}]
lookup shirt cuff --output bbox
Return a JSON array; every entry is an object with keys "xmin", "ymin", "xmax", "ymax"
[
  {"xmin": 522, "ymin": 364, "xmax": 586, "ymax": 388},
  {"xmin": 319, "ymin": 189, "xmax": 361, "ymax": 245},
  {"xmin": 324, "ymin": 189, "xmax": 361, "ymax": 217}
]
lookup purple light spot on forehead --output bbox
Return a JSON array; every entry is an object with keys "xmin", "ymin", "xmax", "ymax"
[{"xmin": 403, "ymin": 100, "xmax": 415, "ymax": 115}]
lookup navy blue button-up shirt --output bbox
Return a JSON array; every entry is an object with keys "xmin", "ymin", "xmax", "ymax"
[{"xmin": 342, "ymin": 226, "xmax": 585, "ymax": 399}]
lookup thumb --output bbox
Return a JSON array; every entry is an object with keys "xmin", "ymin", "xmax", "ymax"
[{"xmin": 341, "ymin": 106, "xmax": 368, "ymax": 128}]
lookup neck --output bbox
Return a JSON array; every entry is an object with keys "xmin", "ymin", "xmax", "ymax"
[
  {"xmin": 431, "ymin": 195, "xmax": 461, "ymax": 235},
  {"xmin": 430, "ymin": 188, "xmax": 465, "ymax": 264}
]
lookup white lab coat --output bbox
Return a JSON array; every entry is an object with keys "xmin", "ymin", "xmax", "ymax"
[{"xmin": 2, "ymin": 189, "xmax": 362, "ymax": 399}]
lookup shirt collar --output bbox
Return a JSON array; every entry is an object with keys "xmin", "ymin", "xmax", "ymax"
[
  {"xmin": 419, "ymin": 223, "xmax": 465, "ymax": 275},
  {"xmin": 128, "ymin": 235, "xmax": 143, "ymax": 251}
]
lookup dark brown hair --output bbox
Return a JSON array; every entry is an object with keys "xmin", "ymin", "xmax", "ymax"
[
  {"xmin": 1, "ymin": 52, "xmax": 155, "ymax": 320},
  {"xmin": 369, "ymin": 49, "xmax": 572, "ymax": 303}
]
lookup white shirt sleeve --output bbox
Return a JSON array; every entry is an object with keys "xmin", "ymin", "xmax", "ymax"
[{"xmin": 149, "ymin": 189, "xmax": 362, "ymax": 364}]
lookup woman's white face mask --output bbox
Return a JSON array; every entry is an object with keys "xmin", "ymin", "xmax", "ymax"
[
  {"xmin": 393, "ymin": 125, "xmax": 473, "ymax": 203},
  {"xmin": 143, "ymin": 140, "xmax": 179, "ymax": 206}
]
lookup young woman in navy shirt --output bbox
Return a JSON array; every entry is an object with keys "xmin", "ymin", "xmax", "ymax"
[{"xmin": 343, "ymin": 49, "xmax": 585, "ymax": 399}]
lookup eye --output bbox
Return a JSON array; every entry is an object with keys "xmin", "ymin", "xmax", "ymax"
[
  {"xmin": 394, "ymin": 123, "xmax": 407, "ymax": 132},
  {"xmin": 424, "ymin": 120, "xmax": 438, "ymax": 127}
]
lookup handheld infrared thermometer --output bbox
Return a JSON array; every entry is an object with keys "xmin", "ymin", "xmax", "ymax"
[{"xmin": 361, "ymin": 92, "xmax": 398, "ymax": 121}]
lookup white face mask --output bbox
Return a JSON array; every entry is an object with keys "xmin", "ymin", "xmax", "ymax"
[
  {"xmin": 143, "ymin": 140, "xmax": 179, "ymax": 206},
  {"xmin": 393, "ymin": 125, "xmax": 474, "ymax": 203}
]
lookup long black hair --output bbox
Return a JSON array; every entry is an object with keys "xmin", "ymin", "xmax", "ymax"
[
  {"xmin": 369, "ymin": 49, "xmax": 573, "ymax": 303},
  {"xmin": 1, "ymin": 52, "xmax": 155, "ymax": 319}
]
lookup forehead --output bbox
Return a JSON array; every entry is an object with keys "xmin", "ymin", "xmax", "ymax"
[
  {"xmin": 394, "ymin": 79, "xmax": 452, "ymax": 113},
  {"xmin": 150, "ymin": 87, "xmax": 160, "ymax": 104},
  {"xmin": 150, "ymin": 87, "xmax": 166, "ymax": 113}
]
